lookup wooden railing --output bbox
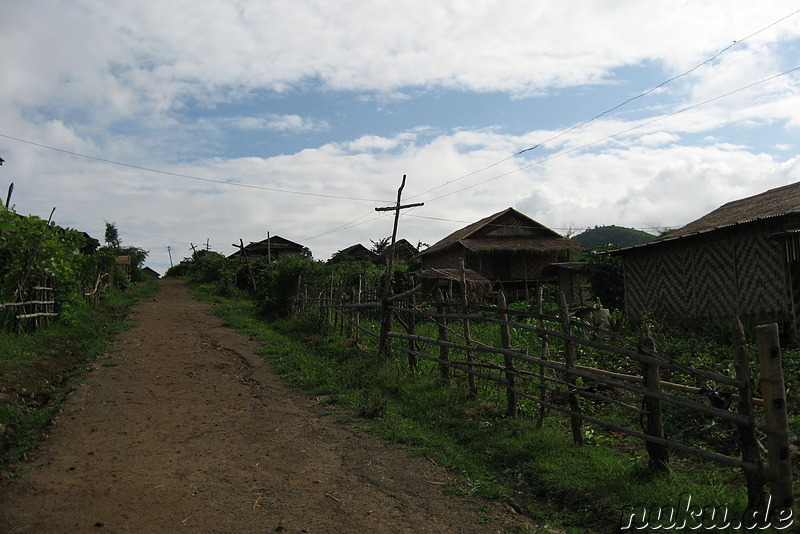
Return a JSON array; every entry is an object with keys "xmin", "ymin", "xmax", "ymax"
[{"xmin": 296, "ymin": 286, "xmax": 794, "ymax": 511}]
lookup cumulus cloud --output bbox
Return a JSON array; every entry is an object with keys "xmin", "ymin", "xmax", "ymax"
[{"xmin": 1, "ymin": 1, "xmax": 800, "ymax": 273}]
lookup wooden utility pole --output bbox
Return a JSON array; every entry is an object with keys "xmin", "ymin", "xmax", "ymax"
[{"xmin": 375, "ymin": 175, "xmax": 423, "ymax": 359}]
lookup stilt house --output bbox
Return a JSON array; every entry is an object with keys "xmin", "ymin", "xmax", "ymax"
[{"xmin": 415, "ymin": 208, "xmax": 580, "ymax": 292}]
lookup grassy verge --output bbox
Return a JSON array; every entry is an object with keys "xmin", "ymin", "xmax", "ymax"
[
  {"xmin": 0, "ymin": 281, "xmax": 159, "ymax": 468},
  {"xmin": 199, "ymin": 291, "xmax": 775, "ymax": 533}
]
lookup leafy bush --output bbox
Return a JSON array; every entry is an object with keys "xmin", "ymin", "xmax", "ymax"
[
  {"xmin": 582, "ymin": 245, "xmax": 625, "ymax": 310},
  {"xmin": 0, "ymin": 206, "xmax": 147, "ymax": 331}
]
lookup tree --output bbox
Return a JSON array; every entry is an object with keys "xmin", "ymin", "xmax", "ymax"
[
  {"xmin": 584, "ymin": 245, "xmax": 625, "ymax": 310},
  {"xmin": 370, "ymin": 237, "xmax": 391, "ymax": 255},
  {"xmin": 104, "ymin": 221, "xmax": 121, "ymax": 249}
]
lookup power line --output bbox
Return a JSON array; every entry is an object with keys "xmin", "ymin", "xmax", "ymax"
[
  {"xmin": 0, "ymin": 133, "xmax": 393, "ymax": 204},
  {"xmin": 510, "ymin": 7, "xmax": 800, "ymax": 155},
  {"xmin": 419, "ymin": 65, "xmax": 800, "ymax": 204},
  {"xmin": 407, "ymin": 7, "xmax": 800, "ymax": 202}
]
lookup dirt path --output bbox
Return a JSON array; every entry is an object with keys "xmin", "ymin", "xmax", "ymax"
[{"xmin": 0, "ymin": 279, "xmax": 536, "ymax": 533}]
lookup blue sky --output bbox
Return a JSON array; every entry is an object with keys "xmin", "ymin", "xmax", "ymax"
[{"xmin": 2, "ymin": 1, "xmax": 800, "ymax": 274}]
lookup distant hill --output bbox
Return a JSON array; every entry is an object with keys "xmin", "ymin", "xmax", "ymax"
[{"xmin": 573, "ymin": 225, "xmax": 656, "ymax": 249}]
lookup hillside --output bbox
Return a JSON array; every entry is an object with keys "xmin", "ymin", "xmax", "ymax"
[{"xmin": 573, "ymin": 225, "xmax": 656, "ymax": 249}]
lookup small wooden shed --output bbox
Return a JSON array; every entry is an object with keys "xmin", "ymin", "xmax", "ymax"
[
  {"xmin": 613, "ymin": 180, "xmax": 800, "ymax": 343},
  {"xmin": 415, "ymin": 208, "xmax": 580, "ymax": 290}
]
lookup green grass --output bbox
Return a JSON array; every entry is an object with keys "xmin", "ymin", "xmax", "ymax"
[
  {"xmin": 0, "ymin": 280, "xmax": 159, "ymax": 467},
  {"xmin": 199, "ymin": 289, "xmax": 769, "ymax": 533}
]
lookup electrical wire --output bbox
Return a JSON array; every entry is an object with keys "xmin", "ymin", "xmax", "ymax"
[
  {"xmin": 0, "ymin": 133, "xmax": 393, "ymax": 204},
  {"xmin": 407, "ymin": 7, "xmax": 800, "ymax": 202},
  {"xmin": 418, "ymin": 65, "xmax": 800, "ymax": 204},
  {"xmin": 2, "ymin": 9, "xmax": 798, "ymax": 254}
]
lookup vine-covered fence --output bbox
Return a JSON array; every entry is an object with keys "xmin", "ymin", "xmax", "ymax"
[{"xmin": 295, "ymin": 284, "xmax": 793, "ymax": 512}]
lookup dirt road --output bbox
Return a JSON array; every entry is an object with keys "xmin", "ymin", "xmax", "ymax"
[{"xmin": 0, "ymin": 279, "xmax": 535, "ymax": 533}]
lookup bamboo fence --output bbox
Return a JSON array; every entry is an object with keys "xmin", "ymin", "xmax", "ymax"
[{"xmin": 295, "ymin": 285, "xmax": 794, "ymax": 511}]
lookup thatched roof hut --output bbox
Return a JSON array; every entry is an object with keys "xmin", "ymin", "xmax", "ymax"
[
  {"xmin": 415, "ymin": 207, "xmax": 580, "ymax": 286},
  {"xmin": 328, "ymin": 244, "xmax": 377, "ymax": 264},
  {"xmin": 228, "ymin": 235, "xmax": 307, "ymax": 262},
  {"xmin": 613, "ymin": 180, "xmax": 800, "ymax": 343}
]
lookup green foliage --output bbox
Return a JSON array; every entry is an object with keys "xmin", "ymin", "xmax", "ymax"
[
  {"xmin": 370, "ymin": 236, "xmax": 391, "ymax": 255},
  {"xmin": 583, "ymin": 245, "xmax": 625, "ymax": 310},
  {"xmin": 104, "ymin": 221, "xmax": 121, "ymax": 249},
  {"xmin": 0, "ymin": 206, "xmax": 148, "ymax": 331},
  {"xmin": 257, "ymin": 254, "xmax": 329, "ymax": 317}
]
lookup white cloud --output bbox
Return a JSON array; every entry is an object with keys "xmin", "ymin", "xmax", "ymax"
[
  {"xmin": 219, "ymin": 114, "xmax": 329, "ymax": 133},
  {"xmin": 2, "ymin": 1, "xmax": 800, "ymax": 275}
]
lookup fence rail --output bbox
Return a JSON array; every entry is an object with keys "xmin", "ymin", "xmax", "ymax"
[
  {"xmin": 1, "ymin": 286, "xmax": 57, "ymax": 333},
  {"xmin": 297, "ymin": 285, "xmax": 794, "ymax": 509}
]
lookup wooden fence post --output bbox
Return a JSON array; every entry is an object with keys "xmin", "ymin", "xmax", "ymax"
[
  {"xmin": 461, "ymin": 264, "xmax": 477, "ymax": 398},
  {"xmin": 407, "ymin": 286, "xmax": 418, "ymax": 370},
  {"xmin": 536, "ymin": 285, "xmax": 549, "ymax": 428},
  {"xmin": 498, "ymin": 289, "xmax": 517, "ymax": 417},
  {"xmin": 732, "ymin": 317, "xmax": 764, "ymax": 507},
  {"xmin": 327, "ymin": 274, "xmax": 334, "ymax": 326},
  {"xmin": 639, "ymin": 324, "xmax": 668, "ymax": 472},
  {"xmin": 295, "ymin": 273, "xmax": 302, "ymax": 316},
  {"xmin": 435, "ymin": 289, "xmax": 450, "ymax": 384},
  {"xmin": 756, "ymin": 323, "xmax": 794, "ymax": 515},
  {"xmin": 378, "ymin": 286, "xmax": 392, "ymax": 361},
  {"xmin": 347, "ymin": 288, "xmax": 355, "ymax": 339},
  {"xmin": 355, "ymin": 276, "xmax": 362, "ymax": 344},
  {"xmin": 558, "ymin": 292, "xmax": 583, "ymax": 444}
]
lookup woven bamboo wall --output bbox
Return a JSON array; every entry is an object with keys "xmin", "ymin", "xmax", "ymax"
[{"xmin": 622, "ymin": 217, "xmax": 797, "ymax": 333}]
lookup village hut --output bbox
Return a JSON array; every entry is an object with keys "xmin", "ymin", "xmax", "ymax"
[
  {"xmin": 415, "ymin": 208, "xmax": 580, "ymax": 295},
  {"xmin": 142, "ymin": 266, "xmax": 161, "ymax": 279},
  {"xmin": 612, "ymin": 180, "xmax": 800, "ymax": 344},
  {"xmin": 328, "ymin": 244, "xmax": 377, "ymax": 264},
  {"xmin": 228, "ymin": 235, "xmax": 308, "ymax": 263}
]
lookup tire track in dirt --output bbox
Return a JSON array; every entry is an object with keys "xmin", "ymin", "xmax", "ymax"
[{"xmin": 0, "ymin": 279, "xmax": 536, "ymax": 533}]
